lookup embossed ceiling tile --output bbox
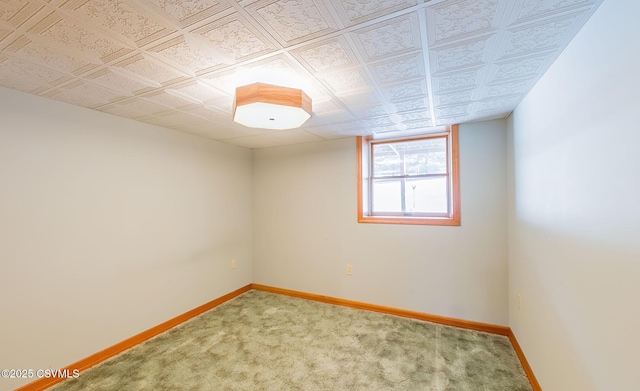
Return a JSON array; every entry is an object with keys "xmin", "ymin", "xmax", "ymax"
[
  {"xmin": 145, "ymin": 0, "xmax": 231, "ymax": 27},
  {"xmin": 0, "ymin": 1, "xmax": 24, "ymax": 22},
  {"xmin": 337, "ymin": 91, "xmax": 382, "ymax": 108},
  {"xmin": 11, "ymin": 38, "xmax": 97, "ymax": 75},
  {"xmin": 96, "ymin": 103, "xmax": 136, "ymax": 119},
  {"xmin": 142, "ymin": 90, "xmax": 200, "ymax": 109},
  {"xmin": 149, "ymin": 36, "xmax": 226, "ymax": 74},
  {"xmin": 24, "ymin": 11, "xmax": 60, "ymax": 35},
  {"xmin": 0, "ymin": 1, "xmax": 42, "ymax": 27},
  {"xmin": 242, "ymin": 56, "xmax": 294, "ymax": 76},
  {"xmin": 142, "ymin": 110, "xmax": 225, "ymax": 129},
  {"xmin": 319, "ymin": 68, "xmax": 371, "ymax": 94},
  {"xmin": 481, "ymin": 78, "xmax": 535, "ymax": 99},
  {"xmin": 369, "ymin": 53, "xmax": 425, "ymax": 85},
  {"xmin": 305, "ymin": 125, "xmax": 368, "ymax": 140},
  {"xmin": 430, "ymin": 35, "xmax": 495, "ymax": 73},
  {"xmin": 40, "ymin": 19, "xmax": 132, "ymax": 62},
  {"xmin": 474, "ymin": 95, "xmax": 521, "ymax": 113},
  {"xmin": 380, "ymin": 79, "xmax": 427, "ymax": 101},
  {"xmin": 305, "ymin": 122, "xmax": 373, "ymax": 140},
  {"xmin": 351, "ymin": 13, "xmax": 420, "ymax": 62},
  {"xmin": 398, "ymin": 110, "xmax": 430, "ymax": 122},
  {"xmin": 299, "ymin": 82, "xmax": 331, "ymax": 102},
  {"xmin": 0, "ymin": 57, "xmax": 67, "ymax": 93},
  {"xmin": 137, "ymin": 111, "xmax": 203, "ymax": 129},
  {"xmin": 0, "ymin": 26, "xmax": 12, "ymax": 41},
  {"xmin": 320, "ymin": 121, "xmax": 369, "ymax": 134},
  {"xmin": 196, "ymin": 14, "xmax": 274, "ymax": 62},
  {"xmin": 114, "ymin": 54, "xmax": 186, "ymax": 85},
  {"xmin": 402, "ymin": 118, "xmax": 435, "ymax": 129},
  {"xmin": 181, "ymin": 104, "xmax": 229, "ymax": 121},
  {"xmin": 434, "ymin": 89, "xmax": 475, "ymax": 107},
  {"xmin": 369, "ymin": 123, "xmax": 407, "ymax": 134},
  {"xmin": 205, "ymin": 95, "xmax": 233, "ymax": 114},
  {"xmin": 247, "ymin": 0, "xmax": 337, "ymax": 46},
  {"xmin": 292, "ymin": 37, "xmax": 356, "ymax": 74},
  {"xmin": 200, "ymin": 71, "xmax": 237, "ymax": 95},
  {"xmin": 435, "ymin": 104, "xmax": 470, "ymax": 118},
  {"xmin": 362, "ymin": 115, "xmax": 396, "ymax": 128},
  {"xmin": 435, "ymin": 116, "xmax": 468, "ymax": 126},
  {"xmin": 332, "ymin": 0, "xmax": 417, "ymax": 26},
  {"xmin": 223, "ymin": 129, "xmax": 322, "ymax": 148},
  {"xmin": 432, "ymin": 68, "xmax": 481, "ymax": 92},
  {"xmin": 127, "ymin": 99, "xmax": 171, "ymax": 114},
  {"xmin": 312, "ymin": 98, "xmax": 344, "ymax": 114},
  {"xmin": 45, "ymin": 81, "xmax": 124, "ymax": 108},
  {"xmin": 391, "ymin": 97, "xmax": 429, "ymax": 113},
  {"xmin": 426, "ymin": 0, "xmax": 501, "ymax": 45},
  {"xmin": 351, "ymin": 104, "xmax": 393, "ymax": 119},
  {"xmin": 512, "ymin": 0, "xmax": 595, "ymax": 24},
  {"xmin": 498, "ymin": 14, "xmax": 579, "ymax": 60},
  {"xmin": 467, "ymin": 112, "xmax": 510, "ymax": 123},
  {"xmin": 168, "ymin": 80, "xmax": 228, "ymax": 104},
  {"xmin": 97, "ymin": 100, "xmax": 165, "ymax": 120},
  {"xmin": 87, "ymin": 68, "xmax": 157, "ymax": 95},
  {"xmin": 2, "ymin": 35, "xmax": 30, "ymax": 54},
  {"xmin": 489, "ymin": 55, "xmax": 551, "ymax": 83},
  {"xmin": 304, "ymin": 110, "xmax": 356, "ymax": 126},
  {"xmin": 236, "ymin": 55, "xmax": 331, "ymax": 101},
  {"xmin": 69, "ymin": 0, "xmax": 171, "ymax": 44}
]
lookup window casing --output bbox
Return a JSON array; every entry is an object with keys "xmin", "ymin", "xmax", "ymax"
[{"xmin": 357, "ymin": 125, "xmax": 460, "ymax": 226}]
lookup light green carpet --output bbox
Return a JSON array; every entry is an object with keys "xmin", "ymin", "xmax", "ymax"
[{"xmin": 50, "ymin": 291, "xmax": 532, "ymax": 390}]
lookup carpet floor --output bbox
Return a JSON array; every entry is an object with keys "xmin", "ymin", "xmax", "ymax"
[{"xmin": 50, "ymin": 291, "xmax": 532, "ymax": 390}]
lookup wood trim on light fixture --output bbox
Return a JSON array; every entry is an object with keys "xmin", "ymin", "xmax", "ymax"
[
  {"xmin": 233, "ymin": 82, "xmax": 312, "ymax": 129},
  {"xmin": 234, "ymin": 83, "xmax": 312, "ymax": 116}
]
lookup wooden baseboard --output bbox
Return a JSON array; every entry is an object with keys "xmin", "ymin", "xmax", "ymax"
[
  {"xmin": 15, "ymin": 284, "xmax": 252, "ymax": 391},
  {"xmin": 15, "ymin": 284, "xmax": 540, "ymax": 391},
  {"xmin": 251, "ymin": 284, "xmax": 510, "ymax": 336},
  {"xmin": 253, "ymin": 284, "xmax": 542, "ymax": 389},
  {"xmin": 508, "ymin": 329, "xmax": 542, "ymax": 391}
]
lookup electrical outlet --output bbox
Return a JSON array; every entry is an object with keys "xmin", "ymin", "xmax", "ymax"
[
  {"xmin": 346, "ymin": 264, "xmax": 353, "ymax": 275},
  {"xmin": 518, "ymin": 294, "xmax": 522, "ymax": 311},
  {"xmin": 231, "ymin": 259, "xmax": 236, "ymax": 269}
]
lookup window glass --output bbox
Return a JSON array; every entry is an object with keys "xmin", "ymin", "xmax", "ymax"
[
  {"xmin": 357, "ymin": 126, "xmax": 460, "ymax": 226},
  {"xmin": 372, "ymin": 144, "xmax": 401, "ymax": 177},
  {"xmin": 404, "ymin": 177, "xmax": 448, "ymax": 214},
  {"xmin": 372, "ymin": 180, "xmax": 402, "ymax": 212},
  {"xmin": 373, "ymin": 138, "xmax": 447, "ymax": 177}
]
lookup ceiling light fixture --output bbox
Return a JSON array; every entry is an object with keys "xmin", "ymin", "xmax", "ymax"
[{"xmin": 233, "ymin": 82, "xmax": 312, "ymax": 130}]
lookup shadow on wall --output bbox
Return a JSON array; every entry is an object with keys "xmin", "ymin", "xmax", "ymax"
[{"xmin": 510, "ymin": 219, "xmax": 639, "ymax": 390}]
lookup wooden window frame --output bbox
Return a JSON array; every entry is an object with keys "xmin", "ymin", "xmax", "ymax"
[{"xmin": 357, "ymin": 125, "xmax": 460, "ymax": 226}]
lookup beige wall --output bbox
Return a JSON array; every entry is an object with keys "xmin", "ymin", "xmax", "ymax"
[
  {"xmin": 507, "ymin": 0, "xmax": 640, "ymax": 390},
  {"xmin": 0, "ymin": 87, "xmax": 253, "ymax": 390},
  {"xmin": 252, "ymin": 120, "xmax": 508, "ymax": 325}
]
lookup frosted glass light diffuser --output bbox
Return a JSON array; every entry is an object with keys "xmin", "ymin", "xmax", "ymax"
[{"xmin": 233, "ymin": 83, "xmax": 312, "ymax": 130}]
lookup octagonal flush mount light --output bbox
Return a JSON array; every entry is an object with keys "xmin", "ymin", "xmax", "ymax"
[{"xmin": 233, "ymin": 82, "xmax": 312, "ymax": 130}]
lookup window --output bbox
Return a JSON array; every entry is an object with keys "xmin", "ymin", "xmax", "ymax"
[{"xmin": 357, "ymin": 125, "xmax": 460, "ymax": 226}]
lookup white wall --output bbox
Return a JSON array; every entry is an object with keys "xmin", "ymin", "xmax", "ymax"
[
  {"xmin": 253, "ymin": 120, "xmax": 508, "ymax": 325},
  {"xmin": 0, "ymin": 87, "xmax": 252, "ymax": 390},
  {"xmin": 507, "ymin": 0, "xmax": 640, "ymax": 390}
]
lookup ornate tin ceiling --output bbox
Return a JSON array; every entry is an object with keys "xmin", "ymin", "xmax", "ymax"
[{"xmin": 0, "ymin": 0, "xmax": 603, "ymax": 148}]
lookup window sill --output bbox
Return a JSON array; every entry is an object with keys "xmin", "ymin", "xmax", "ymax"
[{"xmin": 357, "ymin": 215, "xmax": 460, "ymax": 226}]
